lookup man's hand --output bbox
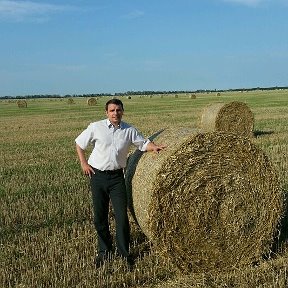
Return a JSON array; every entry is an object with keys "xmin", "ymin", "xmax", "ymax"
[
  {"xmin": 76, "ymin": 144, "xmax": 95, "ymax": 178},
  {"xmin": 147, "ymin": 142, "xmax": 167, "ymax": 153},
  {"xmin": 81, "ymin": 162, "xmax": 95, "ymax": 178}
]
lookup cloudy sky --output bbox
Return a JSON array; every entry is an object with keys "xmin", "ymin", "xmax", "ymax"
[{"xmin": 0, "ymin": 0, "xmax": 287, "ymax": 96}]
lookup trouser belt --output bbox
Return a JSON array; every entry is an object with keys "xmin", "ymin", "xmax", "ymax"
[{"xmin": 94, "ymin": 168, "xmax": 123, "ymax": 175}]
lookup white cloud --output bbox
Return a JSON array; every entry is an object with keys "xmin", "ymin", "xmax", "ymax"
[
  {"xmin": 122, "ymin": 10, "xmax": 144, "ymax": 19},
  {"xmin": 221, "ymin": 0, "xmax": 269, "ymax": 6},
  {"xmin": 51, "ymin": 64, "xmax": 87, "ymax": 72},
  {"xmin": 0, "ymin": 0, "xmax": 74, "ymax": 22},
  {"xmin": 222, "ymin": 0, "xmax": 288, "ymax": 7}
]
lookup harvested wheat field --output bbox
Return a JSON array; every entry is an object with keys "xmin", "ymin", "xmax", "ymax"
[
  {"xmin": 1, "ymin": 91, "xmax": 288, "ymax": 287},
  {"xmin": 126, "ymin": 128, "xmax": 284, "ymax": 273},
  {"xmin": 200, "ymin": 101, "xmax": 254, "ymax": 137}
]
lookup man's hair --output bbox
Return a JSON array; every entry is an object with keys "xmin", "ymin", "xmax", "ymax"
[{"xmin": 105, "ymin": 98, "xmax": 124, "ymax": 111}]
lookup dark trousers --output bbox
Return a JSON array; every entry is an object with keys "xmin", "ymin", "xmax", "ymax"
[{"xmin": 90, "ymin": 169, "xmax": 130, "ymax": 258}]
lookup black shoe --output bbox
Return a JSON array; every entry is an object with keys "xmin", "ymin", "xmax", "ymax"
[
  {"xmin": 125, "ymin": 255, "xmax": 135, "ymax": 271},
  {"xmin": 94, "ymin": 254, "xmax": 108, "ymax": 268}
]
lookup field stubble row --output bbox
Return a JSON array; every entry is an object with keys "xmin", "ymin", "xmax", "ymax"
[{"xmin": 1, "ymin": 91, "xmax": 288, "ymax": 287}]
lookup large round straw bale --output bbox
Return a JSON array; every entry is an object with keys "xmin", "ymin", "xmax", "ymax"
[
  {"xmin": 126, "ymin": 129, "xmax": 283, "ymax": 273},
  {"xmin": 87, "ymin": 97, "xmax": 97, "ymax": 106},
  {"xmin": 200, "ymin": 101, "xmax": 254, "ymax": 137},
  {"xmin": 67, "ymin": 97, "xmax": 75, "ymax": 104},
  {"xmin": 16, "ymin": 99, "xmax": 27, "ymax": 108}
]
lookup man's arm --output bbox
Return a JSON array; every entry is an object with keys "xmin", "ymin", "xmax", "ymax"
[{"xmin": 76, "ymin": 144, "xmax": 95, "ymax": 177}]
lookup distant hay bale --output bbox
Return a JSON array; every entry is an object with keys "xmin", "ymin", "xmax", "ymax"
[
  {"xmin": 217, "ymin": 92, "xmax": 221, "ymax": 96},
  {"xmin": 87, "ymin": 98, "xmax": 97, "ymax": 106},
  {"xmin": 16, "ymin": 100, "xmax": 27, "ymax": 108},
  {"xmin": 175, "ymin": 94, "xmax": 178, "ymax": 98},
  {"xmin": 200, "ymin": 101, "xmax": 254, "ymax": 137},
  {"xmin": 126, "ymin": 129, "xmax": 283, "ymax": 273},
  {"xmin": 67, "ymin": 98, "xmax": 75, "ymax": 104},
  {"xmin": 127, "ymin": 96, "xmax": 132, "ymax": 99},
  {"xmin": 189, "ymin": 94, "xmax": 196, "ymax": 99}
]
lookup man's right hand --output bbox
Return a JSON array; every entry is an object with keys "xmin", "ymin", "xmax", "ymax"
[
  {"xmin": 81, "ymin": 162, "xmax": 95, "ymax": 178},
  {"xmin": 76, "ymin": 144, "xmax": 95, "ymax": 178}
]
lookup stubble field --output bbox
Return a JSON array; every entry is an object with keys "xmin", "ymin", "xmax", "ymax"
[{"xmin": 1, "ymin": 90, "xmax": 288, "ymax": 287}]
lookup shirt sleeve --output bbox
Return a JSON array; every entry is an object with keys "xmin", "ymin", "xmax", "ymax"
[
  {"xmin": 141, "ymin": 139, "xmax": 151, "ymax": 151},
  {"xmin": 131, "ymin": 128, "xmax": 151, "ymax": 152},
  {"xmin": 75, "ymin": 123, "xmax": 94, "ymax": 150}
]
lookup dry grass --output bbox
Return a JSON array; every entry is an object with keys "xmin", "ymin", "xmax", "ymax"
[{"xmin": 1, "ymin": 90, "xmax": 288, "ymax": 287}]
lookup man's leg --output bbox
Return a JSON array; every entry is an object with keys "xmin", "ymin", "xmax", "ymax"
[
  {"xmin": 90, "ymin": 172, "xmax": 113, "ymax": 256},
  {"xmin": 109, "ymin": 173, "xmax": 130, "ymax": 258}
]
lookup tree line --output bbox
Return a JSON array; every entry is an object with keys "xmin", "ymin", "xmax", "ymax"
[{"xmin": 1, "ymin": 85, "xmax": 287, "ymax": 99}]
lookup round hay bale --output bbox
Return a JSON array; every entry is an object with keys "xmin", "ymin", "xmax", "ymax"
[
  {"xmin": 126, "ymin": 129, "xmax": 283, "ymax": 273},
  {"xmin": 189, "ymin": 94, "xmax": 196, "ymax": 99},
  {"xmin": 67, "ymin": 97, "xmax": 75, "ymax": 104},
  {"xmin": 87, "ymin": 97, "xmax": 97, "ymax": 106},
  {"xmin": 16, "ymin": 100, "xmax": 27, "ymax": 108},
  {"xmin": 200, "ymin": 101, "xmax": 254, "ymax": 138}
]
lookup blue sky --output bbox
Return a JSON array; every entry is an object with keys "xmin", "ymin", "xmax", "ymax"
[{"xmin": 0, "ymin": 0, "xmax": 288, "ymax": 96}]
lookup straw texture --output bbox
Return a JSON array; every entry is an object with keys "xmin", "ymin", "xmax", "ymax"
[
  {"xmin": 17, "ymin": 100, "xmax": 27, "ymax": 108},
  {"xmin": 126, "ymin": 129, "xmax": 283, "ymax": 273},
  {"xmin": 87, "ymin": 98, "xmax": 97, "ymax": 106},
  {"xmin": 200, "ymin": 101, "xmax": 254, "ymax": 137}
]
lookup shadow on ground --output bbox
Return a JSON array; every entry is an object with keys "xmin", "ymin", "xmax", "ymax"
[
  {"xmin": 254, "ymin": 130, "xmax": 274, "ymax": 137},
  {"xmin": 269, "ymin": 187, "xmax": 288, "ymax": 258}
]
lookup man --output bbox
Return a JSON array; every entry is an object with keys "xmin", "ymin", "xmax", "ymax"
[{"xmin": 75, "ymin": 98, "xmax": 165, "ymax": 269}]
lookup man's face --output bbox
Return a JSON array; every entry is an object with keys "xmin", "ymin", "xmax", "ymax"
[{"xmin": 106, "ymin": 104, "xmax": 124, "ymax": 126}]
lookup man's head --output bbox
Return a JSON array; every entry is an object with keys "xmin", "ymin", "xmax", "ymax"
[
  {"xmin": 105, "ymin": 98, "xmax": 124, "ymax": 126},
  {"xmin": 105, "ymin": 98, "xmax": 124, "ymax": 111}
]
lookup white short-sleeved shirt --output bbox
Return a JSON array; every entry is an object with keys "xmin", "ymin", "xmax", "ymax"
[{"xmin": 75, "ymin": 119, "xmax": 150, "ymax": 171}]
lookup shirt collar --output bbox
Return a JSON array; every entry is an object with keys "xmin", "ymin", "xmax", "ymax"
[{"xmin": 107, "ymin": 119, "xmax": 121, "ymax": 129}]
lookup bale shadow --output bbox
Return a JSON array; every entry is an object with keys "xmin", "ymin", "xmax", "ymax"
[
  {"xmin": 269, "ymin": 187, "xmax": 288, "ymax": 258},
  {"xmin": 254, "ymin": 130, "xmax": 274, "ymax": 137},
  {"xmin": 130, "ymin": 222, "xmax": 153, "ymax": 259}
]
